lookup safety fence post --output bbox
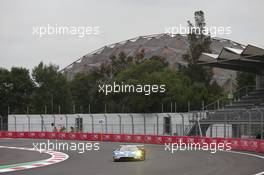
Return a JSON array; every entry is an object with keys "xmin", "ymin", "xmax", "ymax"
[
  {"xmin": 89, "ymin": 114, "xmax": 94, "ymax": 133},
  {"xmin": 261, "ymin": 110, "xmax": 264, "ymax": 140},
  {"xmin": 40, "ymin": 115, "xmax": 44, "ymax": 132},
  {"xmin": 118, "ymin": 114, "xmax": 121, "ymax": 134},
  {"xmin": 246, "ymin": 110, "xmax": 252, "ymax": 137},
  {"xmin": 224, "ymin": 114, "xmax": 227, "ymax": 138},
  {"xmin": 180, "ymin": 114, "xmax": 184, "ymax": 136},
  {"xmin": 156, "ymin": 114, "xmax": 159, "ymax": 135},
  {"xmin": 0, "ymin": 115, "xmax": 2, "ymax": 131},
  {"xmin": 143, "ymin": 114, "xmax": 146, "ymax": 135},
  {"xmin": 26, "ymin": 115, "xmax": 30, "ymax": 132},
  {"xmin": 13, "ymin": 115, "xmax": 17, "ymax": 132},
  {"xmin": 210, "ymin": 124, "xmax": 212, "ymax": 137},
  {"xmin": 104, "ymin": 114, "xmax": 108, "ymax": 133},
  {"xmin": 65, "ymin": 114, "xmax": 68, "ymax": 132},
  {"xmin": 53, "ymin": 114, "xmax": 56, "ymax": 130},
  {"xmin": 130, "ymin": 114, "xmax": 134, "ymax": 135},
  {"xmin": 258, "ymin": 109, "xmax": 264, "ymax": 140}
]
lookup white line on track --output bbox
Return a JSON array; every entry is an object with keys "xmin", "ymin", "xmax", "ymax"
[
  {"xmin": 142, "ymin": 143, "xmax": 264, "ymax": 175},
  {"xmin": 225, "ymin": 150, "xmax": 264, "ymax": 175},
  {"xmin": 0, "ymin": 145, "xmax": 69, "ymax": 173}
]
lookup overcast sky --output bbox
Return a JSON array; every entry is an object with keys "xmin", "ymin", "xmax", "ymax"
[{"xmin": 0, "ymin": 0, "xmax": 264, "ymax": 70}]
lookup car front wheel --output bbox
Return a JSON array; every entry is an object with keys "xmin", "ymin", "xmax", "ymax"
[{"xmin": 140, "ymin": 154, "xmax": 145, "ymax": 161}]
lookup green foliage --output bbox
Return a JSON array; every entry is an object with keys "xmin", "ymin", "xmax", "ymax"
[
  {"xmin": 99, "ymin": 52, "xmax": 142, "ymax": 80},
  {"xmin": 70, "ymin": 71, "xmax": 104, "ymax": 113},
  {"xmin": 93, "ymin": 56, "xmax": 216, "ymax": 112},
  {"xmin": 181, "ymin": 10, "xmax": 212, "ymax": 84},
  {"xmin": 0, "ymin": 68, "xmax": 10, "ymax": 116},
  {"xmin": 237, "ymin": 72, "xmax": 255, "ymax": 89},
  {"xmin": 113, "ymin": 58, "xmax": 171, "ymax": 112},
  {"xmin": 180, "ymin": 64, "xmax": 213, "ymax": 86},
  {"xmin": 0, "ymin": 53, "xmax": 224, "ymax": 114},
  {"xmin": 0, "ymin": 67, "xmax": 34, "ymax": 115},
  {"xmin": 31, "ymin": 62, "xmax": 72, "ymax": 114},
  {"xmin": 179, "ymin": 10, "xmax": 224, "ymax": 104}
]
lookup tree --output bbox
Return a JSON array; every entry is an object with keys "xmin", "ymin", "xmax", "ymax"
[
  {"xmin": 31, "ymin": 62, "xmax": 72, "ymax": 114},
  {"xmin": 181, "ymin": 10, "xmax": 212, "ymax": 84},
  {"xmin": 180, "ymin": 10, "xmax": 223, "ymax": 105},
  {"xmin": 70, "ymin": 71, "xmax": 104, "ymax": 113},
  {"xmin": 237, "ymin": 72, "xmax": 255, "ymax": 89},
  {"xmin": 9, "ymin": 67, "xmax": 34, "ymax": 114},
  {"xmin": 113, "ymin": 57, "xmax": 192, "ymax": 112},
  {"xmin": 0, "ymin": 67, "xmax": 34, "ymax": 115},
  {"xmin": 0, "ymin": 68, "xmax": 11, "ymax": 117}
]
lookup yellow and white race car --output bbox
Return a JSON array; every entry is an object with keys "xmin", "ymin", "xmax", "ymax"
[{"xmin": 113, "ymin": 145, "xmax": 146, "ymax": 161}]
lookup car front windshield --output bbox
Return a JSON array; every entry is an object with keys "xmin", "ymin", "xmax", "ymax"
[{"xmin": 119, "ymin": 147, "xmax": 138, "ymax": 152}]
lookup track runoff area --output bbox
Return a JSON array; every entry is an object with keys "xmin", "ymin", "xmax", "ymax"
[{"xmin": 0, "ymin": 133, "xmax": 264, "ymax": 175}]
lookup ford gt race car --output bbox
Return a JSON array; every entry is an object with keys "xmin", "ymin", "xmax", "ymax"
[{"xmin": 113, "ymin": 145, "xmax": 146, "ymax": 161}]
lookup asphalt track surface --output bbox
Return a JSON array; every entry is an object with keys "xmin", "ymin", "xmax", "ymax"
[
  {"xmin": 0, "ymin": 147, "xmax": 50, "ymax": 166},
  {"xmin": 0, "ymin": 138, "xmax": 264, "ymax": 175}
]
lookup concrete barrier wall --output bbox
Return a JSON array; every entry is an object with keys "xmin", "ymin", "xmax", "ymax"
[{"xmin": 8, "ymin": 113, "xmax": 194, "ymax": 135}]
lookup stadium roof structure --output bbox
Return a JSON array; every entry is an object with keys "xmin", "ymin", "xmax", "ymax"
[
  {"xmin": 61, "ymin": 33, "xmax": 245, "ymax": 83},
  {"xmin": 198, "ymin": 45, "xmax": 264, "ymax": 75}
]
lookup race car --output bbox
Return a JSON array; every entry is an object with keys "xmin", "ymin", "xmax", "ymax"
[{"xmin": 113, "ymin": 145, "xmax": 146, "ymax": 161}]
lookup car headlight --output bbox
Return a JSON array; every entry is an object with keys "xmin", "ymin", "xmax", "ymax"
[{"xmin": 135, "ymin": 150, "xmax": 142, "ymax": 157}]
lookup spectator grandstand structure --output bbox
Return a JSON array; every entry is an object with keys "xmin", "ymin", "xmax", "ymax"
[
  {"xmin": 61, "ymin": 33, "xmax": 243, "ymax": 91},
  {"xmin": 195, "ymin": 44, "xmax": 264, "ymax": 139}
]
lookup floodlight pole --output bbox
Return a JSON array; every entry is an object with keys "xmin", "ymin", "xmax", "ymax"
[{"xmin": 88, "ymin": 104, "xmax": 91, "ymax": 114}]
